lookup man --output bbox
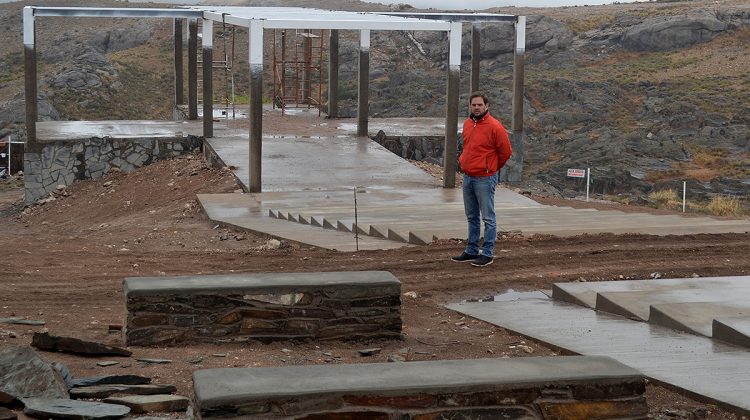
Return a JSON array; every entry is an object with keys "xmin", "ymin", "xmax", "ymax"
[{"xmin": 452, "ymin": 92, "xmax": 512, "ymax": 267}]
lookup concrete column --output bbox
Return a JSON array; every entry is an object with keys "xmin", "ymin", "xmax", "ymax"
[
  {"xmin": 503, "ymin": 16, "xmax": 526, "ymax": 183},
  {"xmin": 327, "ymin": 29, "xmax": 339, "ymax": 118},
  {"xmin": 188, "ymin": 18, "xmax": 198, "ymax": 120},
  {"xmin": 23, "ymin": 7, "xmax": 38, "ymax": 150},
  {"xmin": 470, "ymin": 23, "xmax": 480, "ymax": 95},
  {"xmin": 202, "ymin": 19, "xmax": 213, "ymax": 138},
  {"xmin": 174, "ymin": 19, "xmax": 184, "ymax": 106},
  {"xmin": 444, "ymin": 22, "xmax": 462, "ymax": 189},
  {"xmin": 303, "ymin": 32, "xmax": 312, "ymax": 105},
  {"xmin": 248, "ymin": 21, "xmax": 264, "ymax": 193},
  {"xmin": 357, "ymin": 29, "xmax": 370, "ymax": 137}
]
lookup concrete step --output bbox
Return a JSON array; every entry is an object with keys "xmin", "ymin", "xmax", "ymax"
[{"xmin": 713, "ymin": 317, "xmax": 750, "ymax": 348}]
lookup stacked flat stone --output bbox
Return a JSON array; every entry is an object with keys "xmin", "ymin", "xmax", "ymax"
[{"xmin": 124, "ymin": 271, "xmax": 401, "ymax": 346}]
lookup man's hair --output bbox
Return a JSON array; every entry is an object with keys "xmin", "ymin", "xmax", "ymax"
[{"xmin": 469, "ymin": 92, "xmax": 489, "ymax": 105}]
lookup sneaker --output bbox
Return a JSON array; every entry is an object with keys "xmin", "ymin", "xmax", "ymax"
[
  {"xmin": 451, "ymin": 252, "xmax": 479, "ymax": 262},
  {"xmin": 471, "ymin": 255, "xmax": 494, "ymax": 267}
]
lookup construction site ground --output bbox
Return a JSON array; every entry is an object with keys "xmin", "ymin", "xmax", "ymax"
[{"xmin": 1, "ymin": 157, "xmax": 749, "ymax": 418}]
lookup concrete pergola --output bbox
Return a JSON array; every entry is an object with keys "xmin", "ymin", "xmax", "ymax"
[{"xmin": 23, "ymin": 6, "xmax": 526, "ymax": 192}]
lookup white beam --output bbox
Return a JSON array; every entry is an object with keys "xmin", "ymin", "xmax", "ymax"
[
  {"xmin": 515, "ymin": 16, "xmax": 526, "ymax": 53},
  {"xmin": 449, "ymin": 22, "xmax": 462, "ymax": 68},
  {"xmin": 259, "ymin": 20, "xmax": 450, "ymax": 31},
  {"xmin": 23, "ymin": 6, "xmax": 34, "ymax": 45},
  {"xmin": 202, "ymin": 11, "xmax": 250, "ymax": 28},
  {"xmin": 202, "ymin": 18, "xmax": 213, "ymax": 48}
]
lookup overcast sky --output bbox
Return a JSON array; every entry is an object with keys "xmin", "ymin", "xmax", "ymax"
[{"xmin": 370, "ymin": 0, "xmax": 641, "ymax": 8}]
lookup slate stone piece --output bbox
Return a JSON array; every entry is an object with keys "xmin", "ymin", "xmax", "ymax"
[
  {"xmin": 0, "ymin": 407, "xmax": 17, "ymax": 420},
  {"xmin": 0, "ymin": 318, "xmax": 45, "ymax": 326},
  {"xmin": 0, "ymin": 346, "xmax": 68, "ymax": 401},
  {"xmin": 71, "ymin": 375, "xmax": 151, "ymax": 388},
  {"xmin": 23, "ymin": 398, "xmax": 130, "ymax": 420},
  {"xmin": 103, "ymin": 395, "xmax": 189, "ymax": 414},
  {"xmin": 51, "ymin": 362, "xmax": 75, "ymax": 390},
  {"xmin": 70, "ymin": 384, "xmax": 177, "ymax": 399},
  {"xmin": 31, "ymin": 332, "xmax": 132, "ymax": 357}
]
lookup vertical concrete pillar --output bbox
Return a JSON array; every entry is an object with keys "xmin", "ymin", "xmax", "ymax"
[
  {"xmin": 327, "ymin": 29, "xmax": 339, "ymax": 118},
  {"xmin": 188, "ymin": 18, "xmax": 198, "ymax": 120},
  {"xmin": 23, "ymin": 7, "xmax": 38, "ymax": 150},
  {"xmin": 357, "ymin": 29, "xmax": 370, "ymax": 137},
  {"xmin": 303, "ymin": 32, "xmax": 312, "ymax": 105},
  {"xmin": 503, "ymin": 16, "xmax": 526, "ymax": 183},
  {"xmin": 248, "ymin": 21, "xmax": 264, "ymax": 193},
  {"xmin": 444, "ymin": 22, "xmax": 462, "ymax": 189},
  {"xmin": 174, "ymin": 19, "xmax": 184, "ymax": 106},
  {"xmin": 470, "ymin": 23, "xmax": 480, "ymax": 95},
  {"xmin": 202, "ymin": 19, "xmax": 213, "ymax": 138}
]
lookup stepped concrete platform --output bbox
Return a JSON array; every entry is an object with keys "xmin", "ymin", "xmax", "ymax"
[
  {"xmin": 193, "ymin": 356, "xmax": 646, "ymax": 419},
  {"xmin": 713, "ymin": 317, "xmax": 750, "ymax": 348},
  {"xmin": 198, "ymin": 114, "xmax": 750, "ymax": 249},
  {"xmin": 448, "ymin": 296, "xmax": 750, "ymax": 415},
  {"xmin": 124, "ymin": 271, "xmax": 401, "ymax": 346}
]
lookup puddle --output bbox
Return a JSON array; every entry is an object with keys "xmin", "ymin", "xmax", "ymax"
[{"xmin": 464, "ymin": 289, "xmax": 549, "ymax": 303}]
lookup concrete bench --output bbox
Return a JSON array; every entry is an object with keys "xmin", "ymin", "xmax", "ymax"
[
  {"xmin": 193, "ymin": 356, "xmax": 646, "ymax": 419},
  {"xmin": 124, "ymin": 271, "xmax": 401, "ymax": 346}
]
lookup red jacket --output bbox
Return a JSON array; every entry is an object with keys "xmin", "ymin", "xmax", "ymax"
[{"xmin": 459, "ymin": 112, "xmax": 512, "ymax": 177}]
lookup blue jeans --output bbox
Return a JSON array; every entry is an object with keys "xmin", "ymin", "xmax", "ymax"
[{"xmin": 462, "ymin": 172, "xmax": 498, "ymax": 257}]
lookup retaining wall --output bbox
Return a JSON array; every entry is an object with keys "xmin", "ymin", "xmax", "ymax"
[{"xmin": 24, "ymin": 135, "xmax": 202, "ymax": 203}]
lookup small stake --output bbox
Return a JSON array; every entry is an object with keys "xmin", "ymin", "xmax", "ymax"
[{"xmin": 354, "ymin": 187, "xmax": 359, "ymax": 251}]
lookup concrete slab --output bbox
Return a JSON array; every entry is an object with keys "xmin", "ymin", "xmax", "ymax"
[
  {"xmin": 552, "ymin": 276, "xmax": 750, "ymax": 308},
  {"xmin": 713, "ymin": 317, "xmax": 750, "ymax": 348},
  {"xmin": 595, "ymin": 286, "xmax": 750, "ymax": 321},
  {"xmin": 124, "ymin": 271, "xmax": 399, "ymax": 297},
  {"xmin": 650, "ymin": 302, "xmax": 750, "ymax": 337},
  {"xmin": 37, "ymin": 120, "xmax": 203, "ymax": 141},
  {"xmin": 193, "ymin": 356, "xmax": 640, "ymax": 408},
  {"xmin": 448, "ymin": 298, "xmax": 750, "ymax": 415}
]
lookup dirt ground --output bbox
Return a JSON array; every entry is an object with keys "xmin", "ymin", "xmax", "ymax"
[{"xmin": 1, "ymin": 153, "xmax": 749, "ymax": 419}]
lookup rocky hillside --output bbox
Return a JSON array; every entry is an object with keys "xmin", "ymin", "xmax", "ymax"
[{"xmin": 0, "ymin": 0, "xmax": 748, "ymax": 202}]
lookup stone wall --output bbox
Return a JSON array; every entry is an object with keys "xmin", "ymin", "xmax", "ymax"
[
  {"xmin": 371, "ymin": 130, "xmax": 445, "ymax": 166},
  {"xmin": 23, "ymin": 135, "xmax": 202, "ymax": 204},
  {"xmin": 193, "ymin": 356, "xmax": 648, "ymax": 419},
  {"xmin": 124, "ymin": 271, "xmax": 402, "ymax": 346}
]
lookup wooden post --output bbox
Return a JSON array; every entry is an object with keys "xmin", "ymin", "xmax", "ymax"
[{"xmin": 23, "ymin": 7, "xmax": 38, "ymax": 150}]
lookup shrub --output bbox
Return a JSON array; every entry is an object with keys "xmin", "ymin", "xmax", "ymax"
[
  {"xmin": 649, "ymin": 189, "xmax": 680, "ymax": 209},
  {"xmin": 705, "ymin": 195, "xmax": 743, "ymax": 217}
]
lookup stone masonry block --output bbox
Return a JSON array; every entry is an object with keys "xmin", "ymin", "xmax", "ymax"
[{"xmin": 124, "ymin": 272, "xmax": 401, "ymax": 346}]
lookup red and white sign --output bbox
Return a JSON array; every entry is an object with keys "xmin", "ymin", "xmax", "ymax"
[{"xmin": 567, "ymin": 168, "xmax": 586, "ymax": 178}]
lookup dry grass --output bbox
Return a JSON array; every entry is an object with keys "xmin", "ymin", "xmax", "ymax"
[
  {"xmin": 649, "ymin": 189, "xmax": 681, "ymax": 210},
  {"xmin": 704, "ymin": 195, "xmax": 744, "ymax": 217}
]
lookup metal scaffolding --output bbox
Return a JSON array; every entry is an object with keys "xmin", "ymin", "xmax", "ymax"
[{"xmin": 272, "ymin": 29, "xmax": 325, "ymax": 116}]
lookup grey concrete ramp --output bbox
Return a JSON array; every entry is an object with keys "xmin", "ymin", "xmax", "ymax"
[
  {"xmin": 37, "ymin": 120, "xmax": 203, "ymax": 140},
  {"xmin": 713, "ymin": 317, "xmax": 750, "ymax": 348},
  {"xmin": 649, "ymin": 302, "xmax": 750, "ymax": 336},
  {"xmin": 447, "ymin": 298, "xmax": 750, "ymax": 415}
]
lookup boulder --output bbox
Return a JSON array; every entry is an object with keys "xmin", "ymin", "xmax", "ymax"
[
  {"xmin": 621, "ymin": 14, "xmax": 727, "ymax": 51},
  {"xmin": 0, "ymin": 346, "xmax": 68, "ymax": 401}
]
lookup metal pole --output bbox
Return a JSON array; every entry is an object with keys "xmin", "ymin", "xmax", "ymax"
[
  {"xmin": 188, "ymin": 18, "xmax": 198, "ymax": 120},
  {"xmin": 586, "ymin": 167, "xmax": 590, "ymax": 202},
  {"xmin": 357, "ymin": 29, "xmax": 370, "ymax": 137},
  {"xmin": 23, "ymin": 7, "xmax": 38, "ymax": 151},
  {"xmin": 444, "ymin": 22, "xmax": 461, "ymax": 188},
  {"xmin": 328, "ymin": 29, "xmax": 339, "ymax": 118},
  {"xmin": 470, "ymin": 23, "xmax": 480, "ymax": 95},
  {"xmin": 174, "ymin": 19, "xmax": 184, "ymax": 106},
  {"xmin": 506, "ymin": 16, "xmax": 526, "ymax": 183},
  {"xmin": 248, "ymin": 21, "xmax": 264, "ymax": 193},
  {"xmin": 202, "ymin": 19, "xmax": 213, "ymax": 138}
]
